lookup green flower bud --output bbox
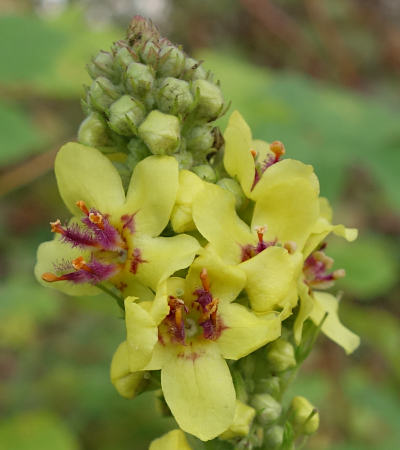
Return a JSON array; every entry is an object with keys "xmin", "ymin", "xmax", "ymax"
[
  {"xmin": 185, "ymin": 124, "xmax": 214, "ymax": 152},
  {"xmin": 156, "ymin": 77, "xmax": 193, "ymax": 115},
  {"xmin": 183, "ymin": 57, "xmax": 207, "ymax": 81},
  {"xmin": 265, "ymin": 339, "xmax": 297, "ymax": 373},
  {"xmin": 158, "ymin": 44, "xmax": 185, "ymax": 78},
  {"xmin": 217, "ymin": 178, "xmax": 245, "ymax": 210},
  {"xmin": 128, "ymin": 15, "xmax": 161, "ymax": 45},
  {"xmin": 87, "ymin": 51, "xmax": 114, "ymax": 80},
  {"xmin": 138, "ymin": 110, "xmax": 180, "ymax": 155},
  {"xmin": 290, "ymin": 396, "xmax": 319, "ymax": 435},
  {"xmin": 254, "ymin": 377, "xmax": 280, "ymax": 398},
  {"xmin": 140, "ymin": 40, "xmax": 160, "ymax": 66},
  {"xmin": 263, "ymin": 425, "xmax": 284, "ymax": 450},
  {"xmin": 108, "ymin": 95, "xmax": 145, "ymax": 136},
  {"xmin": 175, "ymin": 150, "xmax": 193, "ymax": 170},
  {"xmin": 125, "ymin": 62, "xmax": 154, "ymax": 96},
  {"xmin": 88, "ymin": 76, "xmax": 120, "ymax": 112},
  {"xmin": 114, "ymin": 46, "xmax": 135, "ymax": 71},
  {"xmin": 192, "ymin": 79, "xmax": 224, "ymax": 120},
  {"xmin": 127, "ymin": 137, "xmax": 151, "ymax": 165},
  {"xmin": 239, "ymin": 354, "xmax": 256, "ymax": 379},
  {"xmin": 250, "ymin": 393, "xmax": 282, "ymax": 426},
  {"xmin": 192, "ymin": 164, "xmax": 216, "ymax": 182},
  {"xmin": 78, "ymin": 112, "xmax": 113, "ymax": 148},
  {"xmin": 219, "ymin": 400, "xmax": 256, "ymax": 440}
]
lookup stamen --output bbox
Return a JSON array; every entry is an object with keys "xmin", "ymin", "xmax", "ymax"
[
  {"xmin": 270, "ymin": 140, "xmax": 285, "ymax": 160},
  {"xmin": 200, "ymin": 268, "xmax": 210, "ymax": 292},
  {"xmin": 41, "ymin": 272, "xmax": 65, "ymax": 282},
  {"xmin": 72, "ymin": 256, "xmax": 92, "ymax": 272},
  {"xmin": 250, "ymin": 149, "xmax": 257, "ymax": 159},
  {"xmin": 89, "ymin": 211, "xmax": 104, "ymax": 229},
  {"xmin": 50, "ymin": 219, "xmax": 65, "ymax": 235},
  {"xmin": 76, "ymin": 200, "xmax": 89, "ymax": 216},
  {"xmin": 255, "ymin": 225, "xmax": 266, "ymax": 243},
  {"xmin": 333, "ymin": 269, "xmax": 346, "ymax": 280}
]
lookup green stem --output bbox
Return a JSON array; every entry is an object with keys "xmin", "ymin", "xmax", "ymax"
[{"xmin": 97, "ymin": 283, "xmax": 125, "ymax": 313}]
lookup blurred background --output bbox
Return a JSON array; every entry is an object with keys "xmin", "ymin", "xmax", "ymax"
[{"xmin": 0, "ymin": 1, "xmax": 399, "ymax": 449}]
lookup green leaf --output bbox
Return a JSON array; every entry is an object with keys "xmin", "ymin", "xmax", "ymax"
[
  {"xmin": 0, "ymin": 101, "xmax": 46, "ymax": 166},
  {"xmin": 0, "ymin": 411, "xmax": 79, "ymax": 450},
  {"xmin": 327, "ymin": 233, "xmax": 399, "ymax": 299}
]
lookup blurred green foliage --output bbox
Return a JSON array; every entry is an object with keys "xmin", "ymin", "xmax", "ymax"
[{"xmin": 0, "ymin": 4, "xmax": 399, "ymax": 450}]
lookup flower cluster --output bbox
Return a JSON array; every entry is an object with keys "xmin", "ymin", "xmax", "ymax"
[{"xmin": 35, "ymin": 16, "xmax": 360, "ymax": 450}]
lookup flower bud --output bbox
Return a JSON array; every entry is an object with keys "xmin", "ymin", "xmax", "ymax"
[
  {"xmin": 110, "ymin": 342, "xmax": 147, "ymax": 399},
  {"xmin": 127, "ymin": 137, "xmax": 151, "ymax": 166},
  {"xmin": 254, "ymin": 376, "xmax": 280, "ymax": 398},
  {"xmin": 262, "ymin": 425, "xmax": 284, "ymax": 449},
  {"xmin": 290, "ymin": 396, "xmax": 319, "ymax": 435},
  {"xmin": 183, "ymin": 57, "xmax": 207, "ymax": 81},
  {"xmin": 158, "ymin": 44, "xmax": 185, "ymax": 77},
  {"xmin": 128, "ymin": 15, "xmax": 161, "ymax": 45},
  {"xmin": 87, "ymin": 51, "xmax": 114, "ymax": 80},
  {"xmin": 114, "ymin": 46, "xmax": 135, "ymax": 71},
  {"xmin": 265, "ymin": 339, "xmax": 297, "ymax": 373},
  {"xmin": 140, "ymin": 40, "xmax": 160, "ymax": 66},
  {"xmin": 78, "ymin": 112, "xmax": 113, "ymax": 148},
  {"xmin": 88, "ymin": 77, "xmax": 120, "ymax": 112},
  {"xmin": 125, "ymin": 62, "xmax": 154, "ymax": 96},
  {"xmin": 191, "ymin": 164, "xmax": 216, "ymax": 182},
  {"xmin": 138, "ymin": 110, "xmax": 180, "ymax": 155},
  {"xmin": 192, "ymin": 79, "xmax": 224, "ymax": 120},
  {"xmin": 108, "ymin": 95, "xmax": 145, "ymax": 136},
  {"xmin": 185, "ymin": 124, "xmax": 214, "ymax": 152},
  {"xmin": 250, "ymin": 393, "xmax": 282, "ymax": 426},
  {"xmin": 156, "ymin": 77, "xmax": 193, "ymax": 115},
  {"xmin": 217, "ymin": 178, "xmax": 245, "ymax": 210},
  {"xmin": 175, "ymin": 150, "xmax": 193, "ymax": 169},
  {"xmin": 219, "ymin": 400, "xmax": 256, "ymax": 440}
]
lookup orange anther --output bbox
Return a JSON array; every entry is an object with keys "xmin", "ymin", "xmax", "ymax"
[
  {"xmin": 200, "ymin": 268, "xmax": 210, "ymax": 292},
  {"xmin": 72, "ymin": 256, "xmax": 91, "ymax": 272},
  {"xmin": 250, "ymin": 149, "xmax": 257, "ymax": 159},
  {"xmin": 270, "ymin": 141, "xmax": 285, "ymax": 159},
  {"xmin": 89, "ymin": 211, "xmax": 104, "ymax": 229},
  {"xmin": 333, "ymin": 269, "xmax": 346, "ymax": 280},
  {"xmin": 50, "ymin": 219, "xmax": 65, "ymax": 234},
  {"xmin": 76, "ymin": 200, "xmax": 89, "ymax": 216},
  {"xmin": 255, "ymin": 225, "xmax": 266, "ymax": 243},
  {"xmin": 41, "ymin": 272, "xmax": 62, "ymax": 282}
]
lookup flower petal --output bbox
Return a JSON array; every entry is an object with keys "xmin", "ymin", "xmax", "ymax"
[
  {"xmin": 34, "ymin": 239, "xmax": 100, "ymax": 296},
  {"xmin": 55, "ymin": 142, "xmax": 125, "ymax": 216},
  {"xmin": 223, "ymin": 110, "xmax": 254, "ymax": 197},
  {"xmin": 251, "ymin": 159, "xmax": 320, "ymax": 249},
  {"xmin": 122, "ymin": 155, "xmax": 179, "ymax": 237},
  {"xmin": 161, "ymin": 342, "xmax": 236, "ymax": 441},
  {"xmin": 217, "ymin": 302, "xmax": 281, "ymax": 360},
  {"xmin": 125, "ymin": 297, "xmax": 158, "ymax": 372},
  {"xmin": 310, "ymin": 291, "xmax": 360, "ymax": 354},
  {"xmin": 149, "ymin": 429, "xmax": 192, "ymax": 450},
  {"xmin": 240, "ymin": 246, "xmax": 297, "ymax": 313},
  {"xmin": 192, "ymin": 182, "xmax": 254, "ymax": 265},
  {"xmin": 110, "ymin": 341, "xmax": 146, "ymax": 399},
  {"xmin": 185, "ymin": 248, "xmax": 246, "ymax": 303},
  {"xmin": 132, "ymin": 234, "xmax": 200, "ymax": 291},
  {"xmin": 171, "ymin": 170, "xmax": 205, "ymax": 233}
]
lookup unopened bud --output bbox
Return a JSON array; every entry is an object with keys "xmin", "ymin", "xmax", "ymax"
[
  {"xmin": 217, "ymin": 178, "xmax": 245, "ymax": 210},
  {"xmin": 156, "ymin": 77, "xmax": 193, "ymax": 114},
  {"xmin": 114, "ymin": 46, "xmax": 135, "ymax": 71},
  {"xmin": 125, "ymin": 62, "xmax": 154, "ymax": 96},
  {"xmin": 108, "ymin": 95, "xmax": 145, "ymax": 136},
  {"xmin": 185, "ymin": 124, "xmax": 214, "ymax": 153},
  {"xmin": 290, "ymin": 396, "xmax": 319, "ymax": 435},
  {"xmin": 87, "ymin": 51, "xmax": 114, "ymax": 80},
  {"xmin": 138, "ymin": 110, "xmax": 180, "ymax": 155},
  {"xmin": 220, "ymin": 400, "xmax": 256, "ymax": 440},
  {"xmin": 263, "ymin": 425, "xmax": 284, "ymax": 449},
  {"xmin": 265, "ymin": 339, "xmax": 297, "ymax": 372},
  {"xmin": 88, "ymin": 77, "xmax": 120, "ymax": 112},
  {"xmin": 127, "ymin": 137, "xmax": 151, "ymax": 166},
  {"xmin": 78, "ymin": 112, "xmax": 113, "ymax": 148},
  {"xmin": 128, "ymin": 15, "xmax": 160, "ymax": 45},
  {"xmin": 158, "ymin": 44, "xmax": 185, "ymax": 78},
  {"xmin": 140, "ymin": 40, "xmax": 160, "ymax": 66},
  {"xmin": 250, "ymin": 393, "xmax": 282, "ymax": 426},
  {"xmin": 175, "ymin": 150, "xmax": 193, "ymax": 170},
  {"xmin": 254, "ymin": 377, "xmax": 280, "ymax": 398},
  {"xmin": 183, "ymin": 57, "xmax": 207, "ymax": 81},
  {"xmin": 192, "ymin": 79, "xmax": 224, "ymax": 120},
  {"xmin": 192, "ymin": 164, "xmax": 216, "ymax": 182}
]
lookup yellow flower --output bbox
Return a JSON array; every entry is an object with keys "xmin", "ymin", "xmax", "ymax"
[
  {"xmin": 34, "ymin": 143, "xmax": 199, "ymax": 298},
  {"xmin": 115, "ymin": 251, "xmax": 280, "ymax": 441},
  {"xmin": 149, "ymin": 429, "xmax": 192, "ymax": 450},
  {"xmin": 294, "ymin": 198, "xmax": 360, "ymax": 354}
]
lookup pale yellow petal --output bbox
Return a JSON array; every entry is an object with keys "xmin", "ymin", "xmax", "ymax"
[
  {"xmin": 161, "ymin": 342, "xmax": 236, "ymax": 441},
  {"xmin": 149, "ymin": 429, "xmax": 192, "ymax": 450},
  {"xmin": 55, "ymin": 142, "xmax": 125, "ymax": 216}
]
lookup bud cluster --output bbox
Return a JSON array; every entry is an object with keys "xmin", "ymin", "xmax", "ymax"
[{"xmin": 79, "ymin": 16, "xmax": 226, "ymax": 179}]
